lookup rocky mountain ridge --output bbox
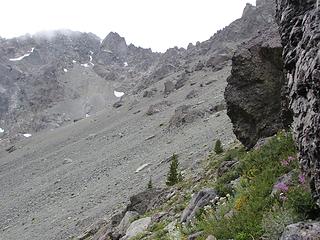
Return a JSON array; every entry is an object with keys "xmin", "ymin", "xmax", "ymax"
[{"xmin": 0, "ymin": 0, "xmax": 275, "ymax": 146}]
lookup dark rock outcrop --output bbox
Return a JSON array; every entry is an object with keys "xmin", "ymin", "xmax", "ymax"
[
  {"xmin": 225, "ymin": 28, "xmax": 290, "ymax": 149},
  {"xmin": 276, "ymin": 0, "xmax": 320, "ymax": 205}
]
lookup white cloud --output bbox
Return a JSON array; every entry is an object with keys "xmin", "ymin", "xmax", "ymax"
[{"xmin": 0, "ymin": 0, "xmax": 256, "ymax": 52}]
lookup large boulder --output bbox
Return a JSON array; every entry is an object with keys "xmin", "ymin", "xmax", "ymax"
[
  {"xmin": 168, "ymin": 105, "xmax": 206, "ymax": 129},
  {"xmin": 121, "ymin": 217, "xmax": 151, "ymax": 240},
  {"xmin": 280, "ymin": 222, "xmax": 320, "ymax": 240},
  {"xmin": 125, "ymin": 188, "xmax": 167, "ymax": 215},
  {"xmin": 225, "ymin": 28, "xmax": 291, "ymax": 149},
  {"xmin": 115, "ymin": 211, "xmax": 139, "ymax": 237},
  {"xmin": 276, "ymin": 0, "xmax": 320, "ymax": 205}
]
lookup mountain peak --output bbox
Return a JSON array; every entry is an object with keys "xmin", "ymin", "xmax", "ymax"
[{"xmin": 101, "ymin": 32, "xmax": 128, "ymax": 57}]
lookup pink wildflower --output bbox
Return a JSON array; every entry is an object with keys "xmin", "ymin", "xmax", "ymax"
[
  {"xmin": 281, "ymin": 156, "xmax": 296, "ymax": 167},
  {"xmin": 274, "ymin": 182, "xmax": 289, "ymax": 192},
  {"xmin": 287, "ymin": 156, "xmax": 296, "ymax": 163}
]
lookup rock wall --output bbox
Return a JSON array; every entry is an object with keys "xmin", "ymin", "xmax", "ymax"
[
  {"xmin": 276, "ymin": 0, "xmax": 320, "ymax": 204},
  {"xmin": 225, "ymin": 27, "xmax": 290, "ymax": 149}
]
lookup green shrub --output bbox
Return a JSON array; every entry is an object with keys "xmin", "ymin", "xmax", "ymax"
[
  {"xmin": 147, "ymin": 177, "xmax": 153, "ymax": 189},
  {"xmin": 285, "ymin": 185, "xmax": 317, "ymax": 219},
  {"xmin": 214, "ymin": 140, "xmax": 224, "ymax": 154},
  {"xmin": 262, "ymin": 206, "xmax": 299, "ymax": 240},
  {"xmin": 235, "ymin": 232, "xmax": 253, "ymax": 240},
  {"xmin": 166, "ymin": 154, "xmax": 182, "ymax": 186},
  {"xmin": 215, "ymin": 170, "xmax": 240, "ymax": 196}
]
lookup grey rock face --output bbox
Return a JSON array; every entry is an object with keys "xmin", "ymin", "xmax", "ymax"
[
  {"xmin": 280, "ymin": 222, "xmax": 320, "ymax": 240},
  {"xmin": 164, "ymin": 80, "xmax": 175, "ymax": 95},
  {"xmin": 101, "ymin": 32, "xmax": 128, "ymax": 59},
  {"xmin": 225, "ymin": 28, "xmax": 290, "ymax": 149},
  {"xmin": 276, "ymin": 0, "xmax": 320, "ymax": 204},
  {"xmin": 0, "ymin": 30, "xmax": 101, "ymax": 139},
  {"xmin": 180, "ymin": 189, "xmax": 218, "ymax": 223}
]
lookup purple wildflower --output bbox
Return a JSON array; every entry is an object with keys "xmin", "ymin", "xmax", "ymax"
[
  {"xmin": 287, "ymin": 156, "xmax": 296, "ymax": 163},
  {"xmin": 274, "ymin": 182, "xmax": 289, "ymax": 192},
  {"xmin": 298, "ymin": 174, "xmax": 306, "ymax": 184},
  {"xmin": 281, "ymin": 160, "xmax": 289, "ymax": 166},
  {"xmin": 281, "ymin": 156, "xmax": 296, "ymax": 167}
]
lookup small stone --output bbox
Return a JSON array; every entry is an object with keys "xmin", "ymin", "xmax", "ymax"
[
  {"xmin": 206, "ymin": 235, "xmax": 217, "ymax": 240},
  {"xmin": 145, "ymin": 135, "xmax": 156, "ymax": 141},
  {"xmin": 63, "ymin": 158, "xmax": 73, "ymax": 164}
]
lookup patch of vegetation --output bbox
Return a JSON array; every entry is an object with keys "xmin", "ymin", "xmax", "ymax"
[
  {"xmin": 214, "ymin": 139, "xmax": 224, "ymax": 154},
  {"xmin": 191, "ymin": 132, "xmax": 317, "ymax": 239},
  {"xmin": 262, "ymin": 206, "xmax": 299, "ymax": 240},
  {"xmin": 147, "ymin": 177, "xmax": 153, "ymax": 189},
  {"xmin": 166, "ymin": 154, "xmax": 183, "ymax": 186}
]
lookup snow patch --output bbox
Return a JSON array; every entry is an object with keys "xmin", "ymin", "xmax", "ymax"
[
  {"xmin": 124, "ymin": 62, "xmax": 128, "ymax": 67},
  {"xmin": 63, "ymin": 68, "xmax": 68, "ymax": 72},
  {"xmin": 81, "ymin": 63, "xmax": 89, "ymax": 68},
  {"xmin": 9, "ymin": 48, "xmax": 34, "ymax": 61},
  {"xmin": 72, "ymin": 60, "xmax": 77, "ymax": 63},
  {"xmin": 102, "ymin": 49, "xmax": 113, "ymax": 54},
  {"xmin": 135, "ymin": 163, "xmax": 150, "ymax": 173},
  {"xmin": 114, "ymin": 91, "xmax": 125, "ymax": 98},
  {"xmin": 0, "ymin": 128, "xmax": 4, "ymax": 133},
  {"xmin": 89, "ymin": 55, "xmax": 94, "ymax": 66},
  {"xmin": 23, "ymin": 133, "xmax": 32, "ymax": 138},
  {"xmin": 10, "ymin": 53, "xmax": 31, "ymax": 61},
  {"xmin": 85, "ymin": 114, "xmax": 90, "ymax": 118}
]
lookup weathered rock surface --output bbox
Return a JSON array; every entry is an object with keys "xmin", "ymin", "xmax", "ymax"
[
  {"xmin": 168, "ymin": 105, "xmax": 206, "ymax": 129},
  {"xmin": 225, "ymin": 26, "xmax": 290, "ymax": 149},
  {"xmin": 121, "ymin": 217, "xmax": 151, "ymax": 240},
  {"xmin": 115, "ymin": 211, "xmax": 139, "ymax": 237},
  {"xmin": 146, "ymin": 101, "xmax": 172, "ymax": 116},
  {"xmin": 125, "ymin": 189, "xmax": 167, "ymax": 215},
  {"xmin": 164, "ymin": 80, "xmax": 175, "ymax": 95},
  {"xmin": 181, "ymin": 188, "xmax": 218, "ymax": 223},
  {"xmin": 280, "ymin": 222, "xmax": 320, "ymax": 240},
  {"xmin": 276, "ymin": 0, "xmax": 320, "ymax": 205}
]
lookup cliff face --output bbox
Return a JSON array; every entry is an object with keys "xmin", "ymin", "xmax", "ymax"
[{"xmin": 276, "ymin": 0, "xmax": 320, "ymax": 205}]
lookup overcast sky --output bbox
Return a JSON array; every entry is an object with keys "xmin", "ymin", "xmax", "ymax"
[{"xmin": 0, "ymin": 0, "xmax": 256, "ymax": 52}]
